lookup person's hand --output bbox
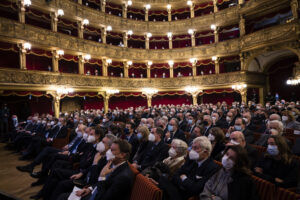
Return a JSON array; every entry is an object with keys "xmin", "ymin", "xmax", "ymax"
[
  {"xmin": 254, "ymin": 167, "xmax": 263, "ymax": 174},
  {"xmin": 70, "ymin": 172, "xmax": 83, "ymax": 180},
  {"xmin": 93, "ymin": 152, "xmax": 102, "ymax": 165},
  {"xmin": 76, "ymin": 188, "xmax": 91, "ymax": 197},
  {"xmin": 46, "ymin": 138, "xmax": 52, "ymax": 142},
  {"xmin": 275, "ymin": 178, "xmax": 283, "ymax": 183},
  {"xmin": 228, "ymin": 126, "xmax": 234, "ymax": 133},
  {"xmin": 165, "ymin": 132, "xmax": 171, "ymax": 140},
  {"xmin": 100, "ymin": 160, "xmax": 113, "ymax": 177},
  {"xmin": 59, "ymin": 151, "xmax": 69, "ymax": 155},
  {"xmin": 180, "ymin": 174, "xmax": 186, "ymax": 180},
  {"xmin": 148, "ymin": 178, "xmax": 158, "ymax": 185},
  {"xmin": 131, "ymin": 163, "xmax": 139, "ymax": 169},
  {"xmin": 62, "ymin": 145, "xmax": 68, "ymax": 151}
]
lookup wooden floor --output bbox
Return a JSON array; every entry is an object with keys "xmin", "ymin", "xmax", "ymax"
[{"xmin": 0, "ymin": 143, "xmax": 42, "ymax": 200}]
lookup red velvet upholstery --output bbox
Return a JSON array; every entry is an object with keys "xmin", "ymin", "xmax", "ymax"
[{"xmin": 252, "ymin": 175, "xmax": 275, "ymax": 200}]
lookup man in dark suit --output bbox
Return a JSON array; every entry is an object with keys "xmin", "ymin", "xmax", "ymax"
[
  {"xmin": 177, "ymin": 112, "xmax": 188, "ymax": 132},
  {"xmin": 132, "ymin": 127, "xmax": 169, "ymax": 171},
  {"xmin": 57, "ymin": 139, "xmax": 134, "ymax": 200},
  {"xmin": 164, "ymin": 118, "xmax": 186, "ymax": 144},
  {"xmin": 185, "ymin": 115, "xmax": 196, "ymax": 134},
  {"xmin": 123, "ymin": 122, "xmax": 139, "ymax": 162},
  {"xmin": 233, "ymin": 117, "xmax": 254, "ymax": 144},
  {"xmin": 202, "ymin": 115, "xmax": 214, "ymax": 136},
  {"xmin": 172, "ymin": 136, "xmax": 219, "ymax": 200}
]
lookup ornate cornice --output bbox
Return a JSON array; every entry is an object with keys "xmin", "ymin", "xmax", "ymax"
[
  {"xmin": 0, "ymin": 68, "xmax": 265, "ymax": 90},
  {"xmin": 0, "ymin": 18, "xmax": 240, "ymax": 61}
]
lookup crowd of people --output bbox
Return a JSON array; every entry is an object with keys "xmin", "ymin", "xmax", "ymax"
[{"xmin": 2, "ymin": 99, "xmax": 300, "ymax": 200}]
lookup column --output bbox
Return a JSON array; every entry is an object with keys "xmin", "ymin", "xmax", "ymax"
[
  {"xmin": 78, "ymin": 55, "xmax": 84, "ymax": 75},
  {"xmin": 213, "ymin": 0, "xmax": 218, "ymax": 13},
  {"xmin": 145, "ymin": 37, "xmax": 150, "ymax": 49},
  {"xmin": 192, "ymin": 62, "xmax": 197, "ymax": 76},
  {"xmin": 102, "ymin": 58, "xmax": 108, "ymax": 76},
  {"xmin": 170, "ymin": 66, "xmax": 174, "ymax": 78},
  {"xmin": 145, "ymin": 9, "xmax": 149, "ymax": 21},
  {"xmin": 18, "ymin": 44, "xmax": 26, "ymax": 70},
  {"xmin": 147, "ymin": 65, "xmax": 151, "ymax": 78},
  {"xmin": 214, "ymin": 29, "xmax": 219, "ymax": 43},
  {"xmin": 101, "ymin": 0, "xmax": 106, "ymax": 12},
  {"xmin": 52, "ymin": 50, "xmax": 59, "ymax": 72},
  {"xmin": 191, "ymin": 33, "xmax": 196, "ymax": 47},
  {"xmin": 122, "ymin": 4, "xmax": 127, "ymax": 19},
  {"xmin": 103, "ymin": 93, "xmax": 110, "ymax": 114},
  {"xmin": 47, "ymin": 91, "xmax": 61, "ymax": 118},
  {"xmin": 168, "ymin": 9, "xmax": 172, "ymax": 21},
  {"xmin": 291, "ymin": 0, "xmax": 299, "ymax": 20},
  {"xmin": 50, "ymin": 12, "xmax": 58, "ymax": 32},
  {"xmin": 239, "ymin": 15, "xmax": 245, "ymax": 37},
  {"xmin": 238, "ymin": 0, "xmax": 245, "ymax": 4},
  {"xmin": 240, "ymin": 53, "xmax": 247, "ymax": 71},
  {"xmin": 240, "ymin": 89, "xmax": 247, "ymax": 104},
  {"xmin": 101, "ymin": 28, "xmax": 107, "ymax": 44},
  {"xmin": 192, "ymin": 94, "xmax": 198, "ymax": 106},
  {"xmin": 259, "ymin": 87, "xmax": 265, "ymax": 105},
  {"xmin": 198, "ymin": 95, "xmax": 203, "ymax": 104},
  {"xmin": 124, "ymin": 62, "xmax": 129, "ymax": 78},
  {"xmin": 78, "ymin": 21, "xmax": 84, "ymax": 39},
  {"xmin": 123, "ymin": 32, "xmax": 128, "ymax": 47},
  {"xmin": 190, "ymin": 4, "xmax": 195, "ymax": 18},
  {"xmin": 18, "ymin": 2, "xmax": 25, "ymax": 23},
  {"xmin": 78, "ymin": 0, "xmax": 82, "ymax": 4},
  {"xmin": 168, "ymin": 37, "xmax": 173, "ymax": 49},
  {"xmin": 214, "ymin": 58, "xmax": 220, "ymax": 74}
]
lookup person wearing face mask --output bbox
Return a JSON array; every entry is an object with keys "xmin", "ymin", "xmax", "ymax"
[
  {"xmin": 165, "ymin": 118, "xmax": 186, "ymax": 144},
  {"xmin": 200, "ymin": 145, "xmax": 258, "ymax": 200},
  {"xmin": 187, "ymin": 125, "xmax": 204, "ymax": 147},
  {"xmin": 172, "ymin": 136, "xmax": 219, "ymax": 200},
  {"xmin": 132, "ymin": 127, "xmax": 169, "ymax": 171},
  {"xmin": 122, "ymin": 122, "xmax": 139, "ymax": 162},
  {"xmin": 202, "ymin": 115, "xmax": 214, "ymax": 136},
  {"xmin": 281, "ymin": 110, "xmax": 300, "ymax": 130},
  {"xmin": 132, "ymin": 125, "xmax": 150, "ymax": 164},
  {"xmin": 254, "ymin": 135, "xmax": 298, "ymax": 188},
  {"xmin": 29, "ymin": 127, "xmax": 104, "ymax": 200},
  {"xmin": 232, "ymin": 117, "xmax": 254, "ymax": 144},
  {"xmin": 50, "ymin": 134, "xmax": 117, "ymax": 200},
  {"xmin": 62, "ymin": 139, "xmax": 134, "ymax": 200},
  {"xmin": 185, "ymin": 115, "xmax": 196, "ymax": 134},
  {"xmin": 177, "ymin": 112, "xmax": 188, "ymax": 132},
  {"xmin": 208, "ymin": 127, "xmax": 226, "ymax": 159}
]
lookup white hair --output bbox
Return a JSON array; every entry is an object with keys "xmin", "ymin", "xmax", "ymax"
[
  {"xmin": 270, "ymin": 120, "xmax": 284, "ymax": 135},
  {"xmin": 192, "ymin": 136, "xmax": 212, "ymax": 155}
]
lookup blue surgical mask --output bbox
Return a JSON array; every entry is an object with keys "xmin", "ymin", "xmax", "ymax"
[
  {"xmin": 267, "ymin": 145, "xmax": 279, "ymax": 156},
  {"xmin": 168, "ymin": 125, "xmax": 173, "ymax": 132},
  {"xmin": 188, "ymin": 119, "xmax": 193, "ymax": 125},
  {"xmin": 27, "ymin": 120, "xmax": 32, "ymax": 123},
  {"xmin": 234, "ymin": 125, "xmax": 242, "ymax": 131},
  {"xmin": 137, "ymin": 133, "xmax": 143, "ymax": 140}
]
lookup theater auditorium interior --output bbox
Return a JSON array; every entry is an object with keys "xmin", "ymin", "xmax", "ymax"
[{"xmin": 0, "ymin": 0, "xmax": 300, "ymax": 199}]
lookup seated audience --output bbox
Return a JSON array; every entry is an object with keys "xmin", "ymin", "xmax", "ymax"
[
  {"xmin": 200, "ymin": 145, "xmax": 258, "ymax": 200},
  {"xmin": 281, "ymin": 110, "xmax": 300, "ymax": 130},
  {"xmin": 207, "ymin": 127, "xmax": 226, "ymax": 159},
  {"xmin": 254, "ymin": 135, "xmax": 299, "ymax": 188},
  {"xmin": 164, "ymin": 118, "xmax": 186, "ymax": 144}
]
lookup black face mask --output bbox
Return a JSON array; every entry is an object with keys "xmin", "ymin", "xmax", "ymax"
[
  {"xmin": 203, "ymin": 121, "xmax": 209, "ymax": 126},
  {"xmin": 124, "ymin": 128, "xmax": 129, "ymax": 135}
]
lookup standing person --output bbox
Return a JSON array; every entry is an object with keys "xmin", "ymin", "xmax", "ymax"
[{"xmin": 0, "ymin": 103, "xmax": 10, "ymax": 141}]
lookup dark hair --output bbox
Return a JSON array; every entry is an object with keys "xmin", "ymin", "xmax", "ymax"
[
  {"xmin": 210, "ymin": 127, "xmax": 225, "ymax": 143},
  {"xmin": 155, "ymin": 127, "xmax": 164, "ymax": 137},
  {"xmin": 95, "ymin": 127, "xmax": 105, "ymax": 141},
  {"xmin": 235, "ymin": 117, "xmax": 246, "ymax": 125},
  {"xmin": 113, "ymin": 139, "xmax": 132, "ymax": 160},
  {"xmin": 224, "ymin": 145, "xmax": 251, "ymax": 175},
  {"xmin": 268, "ymin": 135, "xmax": 292, "ymax": 164},
  {"xmin": 126, "ymin": 122, "xmax": 135, "ymax": 130}
]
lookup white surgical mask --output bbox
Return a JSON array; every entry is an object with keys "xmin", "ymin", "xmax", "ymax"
[
  {"xmin": 242, "ymin": 118, "xmax": 248, "ymax": 124},
  {"xmin": 83, "ymin": 133, "xmax": 88, "ymax": 141},
  {"xmin": 168, "ymin": 147, "xmax": 177, "ymax": 158},
  {"xmin": 207, "ymin": 134, "xmax": 215, "ymax": 142},
  {"xmin": 189, "ymin": 149, "xmax": 199, "ymax": 160},
  {"xmin": 226, "ymin": 116, "xmax": 231, "ymax": 122},
  {"xmin": 50, "ymin": 121, "xmax": 55, "ymax": 126},
  {"xmin": 87, "ymin": 135, "xmax": 96, "ymax": 143},
  {"xmin": 96, "ymin": 141, "xmax": 106, "ymax": 153},
  {"xmin": 230, "ymin": 139, "xmax": 240, "ymax": 145},
  {"xmin": 103, "ymin": 118, "xmax": 106, "ymax": 123},
  {"xmin": 148, "ymin": 133, "xmax": 155, "ymax": 142},
  {"xmin": 106, "ymin": 149, "xmax": 115, "ymax": 161},
  {"xmin": 222, "ymin": 155, "xmax": 235, "ymax": 170},
  {"xmin": 267, "ymin": 145, "xmax": 279, "ymax": 156},
  {"xmin": 282, "ymin": 116, "xmax": 288, "ymax": 121}
]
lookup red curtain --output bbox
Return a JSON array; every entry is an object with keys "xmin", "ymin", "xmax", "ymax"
[
  {"xmin": 128, "ymin": 35, "xmax": 145, "ymax": 49},
  {"xmin": 59, "ymin": 56, "xmax": 79, "ymax": 74},
  {"xmin": 0, "ymin": 49, "xmax": 19, "ymax": 69},
  {"xmin": 109, "ymin": 95, "xmax": 147, "ymax": 109},
  {"xmin": 196, "ymin": 60, "xmax": 215, "ymax": 75},
  {"xmin": 174, "ymin": 62, "xmax": 192, "ymax": 77},
  {"xmin": 83, "ymin": 96, "xmax": 104, "ymax": 110},
  {"xmin": 149, "ymin": 36, "xmax": 169, "ymax": 49},
  {"xmin": 219, "ymin": 25, "xmax": 240, "ymax": 41},
  {"xmin": 151, "ymin": 64, "xmax": 170, "ymax": 78},
  {"xmin": 194, "ymin": 2, "xmax": 214, "ymax": 16},
  {"xmin": 129, "ymin": 64, "xmax": 147, "ymax": 78},
  {"xmin": 26, "ymin": 54, "xmax": 52, "ymax": 71},
  {"xmin": 152, "ymin": 94, "xmax": 192, "ymax": 106},
  {"xmin": 172, "ymin": 35, "xmax": 191, "ymax": 48},
  {"xmin": 0, "ymin": 0, "xmax": 18, "ymax": 21},
  {"xmin": 219, "ymin": 56, "xmax": 240, "ymax": 73},
  {"xmin": 108, "ymin": 61, "xmax": 124, "ymax": 77},
  {"xmin": 57, "ymin": 18, "xmax": 78, "ymax": 37},
  {"xmin": 172, "ymin": 7, "xmax": 190, "ymax": 20},
  {"xmin": 84, "ymin": 26, "xmax": 102, "ymax": 42},
  {"xmin": 106, "ymin": 32, "xmax": 123, "ymax": 46},
  {"xmin": 82, "ymin": 0, "xmax": 101, "ymax": 10},
  {"xmin": 84, "ymin": 63, "xmax": 102, "ymax": 76},
  {"xmin": 217, "ymin": 0, "xmax": 236, "ymax": 10},
  {"xmin": 195, "ymin": 30, "xmax": 215, "ymax": 45},
  {"xmin": 25, "ymin": 8, "xmax": 51, "ymax": 30},
  {"xmin": 105, "ymin": 2, "xmax": 122, "ymax": 17},
  {"xmin": 127, "ymin": 7, "xmax": 145, "ymax": 21},
  {"xmin": 201, "ymin": 92, "xmax": 240, "ymax": 104},
  {"xmin": 149, "ymin": 10, "xmax": 168, "ymax": 21}
]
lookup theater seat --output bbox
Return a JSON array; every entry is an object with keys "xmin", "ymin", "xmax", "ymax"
[
  {"xmin": 252, "ymin": 175, "xmax": 275, "ymax": 200},
  {"xmin": 130, "ymin": 174, "xmax": 163, "ymax": 200},
  {"xmin": 276, "ymin": 187, "xmax": 300, "ymax": 200},
  {"xmin": 52, "ymin": 128, "xmax": 72, "ymax": 149},
  {"xmin": 249, "ymin": 144, "xmax": 266, "ymax": 157},
  {"xmin": 253, "ymin": 132, "xmax": 262, "ymax": 142}
]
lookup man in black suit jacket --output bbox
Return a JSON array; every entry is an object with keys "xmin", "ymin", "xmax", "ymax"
[
  {"xmin": 132, "ymin": 127, "xmax": 169, "ymax": 171},
  {"xmin": 177, "ymin": 112, "xmax": 188, "ymax": 132},
  {"xmin": 165, "ymin": 118, "xmax": 186, "ymax": 144},
  {"xmin": 58, "ymin": 139, "xmax": 134, "ymax": 200},
  {"xmin": 202, "ymin": 115, "xmax": 214, "ymax": 136},
  {"xmin": 233, "ymin": 117, "xmax": 254, "ymax": 144},
  {"xmin": 172, "ymin": 136, "xmax": 219, "ymax": 200},
  {"xmin": 123, "ymin": 122, "xmax": 139, "ymax": 162}
]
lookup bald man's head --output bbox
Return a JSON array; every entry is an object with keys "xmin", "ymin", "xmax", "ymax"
[{"xmin": 229, "ymin": 131, "xmax": 246, "ymax": 147}]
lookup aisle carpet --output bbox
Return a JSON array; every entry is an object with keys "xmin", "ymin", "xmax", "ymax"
[{"xmin": 0, "ymin": 143, "xmax": 42, "ymax": 200}]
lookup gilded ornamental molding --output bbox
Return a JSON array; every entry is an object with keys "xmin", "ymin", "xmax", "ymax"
[{"xmin": 0, "ymin": 68, "xmax": 265, "ymax": 90}]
